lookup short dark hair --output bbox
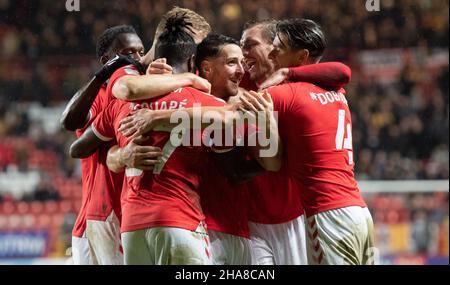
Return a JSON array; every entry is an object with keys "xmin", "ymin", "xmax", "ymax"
[
  {"xmin": 195, "ymin": 34, "xmax": 239, "ymax": 70},
  {"xmin": 96, "ymin": 25, "xmax": 137, "ymax": 58},
  {"xmin": 276, "ymin": 19, "xmax": 327, "ymax": 62},
  {"xmin": 154, "ymin": 13, "xmax": 197, "ymax": 67},
  {"xmin": 243, "ymin": 19, "xmax": 278, "ymax": 44}
]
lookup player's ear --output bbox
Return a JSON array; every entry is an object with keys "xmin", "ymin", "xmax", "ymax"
[
  {"xmin": 200, "ymin": 60, "xmax": 212, "ymax": 79},
  {"xmin": 296, "ymin": 49, "xmax": 310, "ymax": 66},
  {"xmin": 187, "ymin": 55, "xmax": 195, "ymax": 73}
]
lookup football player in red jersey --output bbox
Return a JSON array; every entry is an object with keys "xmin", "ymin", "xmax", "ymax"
[
  {"xmin": 60, "ymin": 25, "xmax": 147, "ymax": 265},
  {"xmin": 192, "ymin": 34, "xmax": 252, "ymax": 265},
  {"xmin": 118, "ymin": 38, "xmax": 355, "ymax": 266},
  {"xmin": 71, "ymin": 15, "xmax": 235, "ymax": 265},
  {"xmin": 118, "ymin": 19, "xmax": 355, "ymax": 266},
  {"xmin": 240, "ymin": 19, "xmax": 351, "ymax": 92},
  {"xmin": 243, "ymin": 18, "xmax": 375, "ymax": 265},
  {"xmin": 239, "ymin": 19, "xmax": 352, "ymax": 265},
  {"xmin": 65, "ymin": 20, "xmax": 212, "ymax": 264}
]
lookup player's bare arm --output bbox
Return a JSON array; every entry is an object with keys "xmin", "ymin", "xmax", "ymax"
[
  {"xmin": 118, "ymin": 103, "xmax": 241, "ymax": 139},
  {"xmin": 60, "ymin": 77, "xmax": 103, "ymax": 131},
  {"xmin": 69, "ymin": 127, "xmax": 105, "ymax": 159},
  {"xmin": 112, "ymin": 72, "xmax": 211, "ymax": 101},
  {"xmin": 118, "ymin": 97, "xmax": 282, "ymax": 172},
  {"xmin": 60, "ymin": 54, "xmax": 137, "ymax": 131},
  {"xmin": 69, "ymin": 125, "xmax": 162, "ymax": 172}
]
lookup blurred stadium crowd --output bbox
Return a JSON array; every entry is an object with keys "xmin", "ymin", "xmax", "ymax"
[{"xmin": 0, "ymin": 0, "xmax": 448, "ymax": 263}]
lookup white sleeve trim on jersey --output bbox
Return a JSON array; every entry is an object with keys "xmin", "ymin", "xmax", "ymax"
[
  {"xmin": 91, "ymin": 124, "xmax": 113, "ymax": 142},
  {"xmin": 124, "ymin": 66, "xmax": 140, "ymax": 75}
]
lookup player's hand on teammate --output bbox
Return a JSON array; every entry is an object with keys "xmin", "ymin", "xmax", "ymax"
[
  {"xmin": 240, "ymin": 90, "xmax": 274, "ymax": 114},
  {"xmin": 189, "ymin": 73, "xmax": 212, "ymax": 94},
  {"xmin": 118, "ymin": 109, "xmax": 156, "ymax": 139},
  {"xmin": 259, "ymin": 68, "xmax": 290, "ymax": 90},
  {"xmin": 147, "ymin": 58, "xmax": 173, "ymax": 75},
  {"xmin": 119, "ymin": 136, "xmax": 162, "ymax": 171},
  {"xmin": 95, "ymin": 54, "xmax": 139, "ymax": 82},
  {"xmin": 146, "ymin": 59, "xmax": 211, "ymax": 93}
]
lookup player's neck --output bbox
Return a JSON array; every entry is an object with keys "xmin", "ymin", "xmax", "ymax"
[
  {"xmin": 171, "ymin": 65, "xmax": 188, "ymax": 75},
  {"xmin": 255, "ymin": 67, "xmax": 276, "ymax": 87},
  {"xmin": 211, "ymin": 86, "xmax": 230, "ymax": 101},
  {"xmin": 255, "ymin": 74, "xmax": 270, "ymax": 88}
]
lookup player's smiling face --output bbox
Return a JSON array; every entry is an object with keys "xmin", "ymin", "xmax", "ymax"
[
  {"xmin": 109, "ymin": 33, "xmax": 145, "ymax": 63},
  {"xmin": 205, "ymin": 44, "xmax": 245, "ymax": 100},
  {"xmin": 240, "ymin": 25, "xmax": 276, "ymax": 85},
  {"xmin": 269, "ymin": 32, "xmax": 301, "ymax": 69}
]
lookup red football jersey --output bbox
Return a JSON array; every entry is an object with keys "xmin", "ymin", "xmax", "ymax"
[
  {"xmin": 81, "ymin": 67, "xmax": 130, "ymax": 222},
  {"xmin": 200, "ymin": 151, "xmax": 250, "ymax": 239},
  {"xmin": 267, "ymin": 82, "xmax": 366, "ymax": 217},
  {"xmin": 92, "ymin": 66, "xmax": 227, "ymax": 233},
  {"xmin": 241, "ymin": 64, "xmax": 355, "ymax": 223},
  {"xmin": 247, "ymin": 167, "xmax": 304, "ymax": 224},
  {"xmin": 72, "ymin": 85, "xmax": 109, "ymax": 237},
  {"xmin": 72, "ymin": 130, "xmax": 96, "ymax": 237},
  {"xmin": 240, "ymin": 73, "xmax": 304, "ymax": 225}
]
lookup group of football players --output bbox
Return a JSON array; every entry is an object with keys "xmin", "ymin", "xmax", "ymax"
[{"xmin": 61, "ymin": 6, "xmax": 375, "ymax": 265}]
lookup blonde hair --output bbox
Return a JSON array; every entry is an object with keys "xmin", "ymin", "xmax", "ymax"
[{"xmin": 154, "ymin": 6, "xmax": 211, "ymax": 42}]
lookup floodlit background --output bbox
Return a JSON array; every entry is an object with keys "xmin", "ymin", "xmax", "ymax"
[{"xmin": 0, "ymin": 0, "xmax": 448, "ymax": 265}]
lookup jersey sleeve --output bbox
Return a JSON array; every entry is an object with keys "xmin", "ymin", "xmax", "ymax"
[
  {"xmin": 74, "ymin": 86, "xmax": 108, "ymax": 133},
  {"xmin": 288, "ymin": 62, "xmax": 351, "ymax": 89},
  {"xmin": 91, "ymin": 100, "xmax": 118, "ymax": 142}
]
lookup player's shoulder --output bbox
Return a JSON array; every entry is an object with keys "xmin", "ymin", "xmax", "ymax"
[
  {"xmin": 271, "ymin": 81, "xmax": 318, "ymax": 92},
  {"xmin": 181, "ymin": 87, "xmax": 227, "ymax": 104},
  {"xmin": 109, "ymin": 64, "xmax": 141, "ymax": 80},
  {"xmin": 122, "ymin": 64, "xmax": 141, "ymax": 76}
]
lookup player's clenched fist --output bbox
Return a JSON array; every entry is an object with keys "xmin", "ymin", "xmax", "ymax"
[{"xmin": 95, "ymin": 54, "xmax": 142, "ymax": 82}]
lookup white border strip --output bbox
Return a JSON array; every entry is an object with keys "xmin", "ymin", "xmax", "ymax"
[{"xmin": 358, "ymin": 180, "xmax": 449, "ymax": 193}]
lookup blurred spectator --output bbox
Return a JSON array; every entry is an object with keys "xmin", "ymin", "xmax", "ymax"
[
  {"xmin": 411, "ymin": 210, "xmax": 431, "ymax": 254},
  {"xmin": 22, "ymin": 178, "xmax": 61, "ymax": 202}
]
